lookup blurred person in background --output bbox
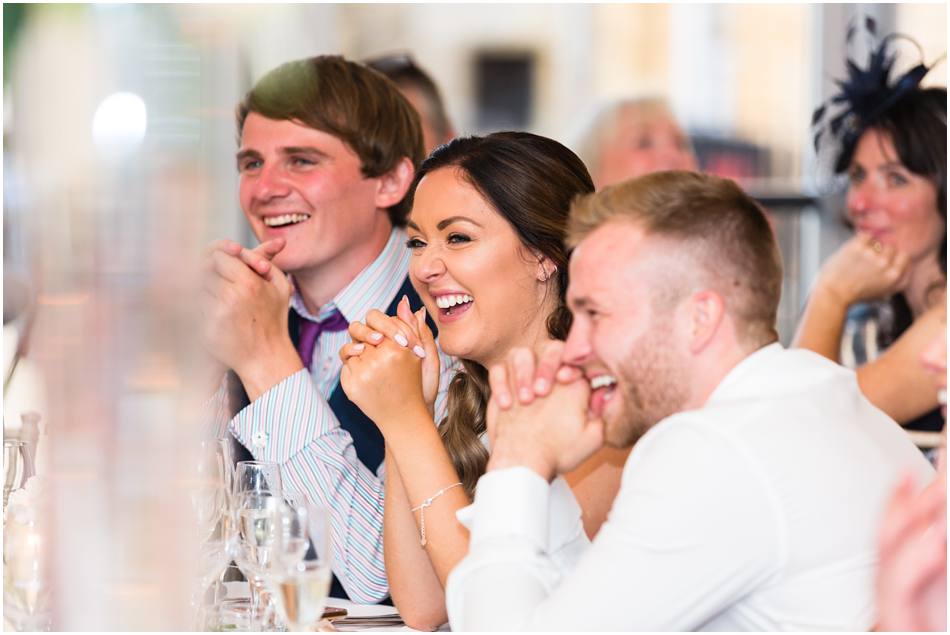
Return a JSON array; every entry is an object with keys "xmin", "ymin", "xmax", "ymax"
[
  {"xmin": 876, "ymin": 248, "xmax": 946, "ymax": 632},
  {"xmin": 202, "ymin": 55, "xmax": 455, "ymax": 603},
  {"xmin": 444, "ymin": 171, "xmax": 933, "ymax": 631},
  {"xmin": 876, "ymin": 327, "xmax": 946, "ymax": 631},
  {"xmin": 576, "ymin": 97, "xmax": 697, "ymax": 190},
  {"xmin": 365, "ymin": 52, "xmax": 457, "ymax": 156},
  {"xmin": 796, "ymin": 25, "xmax": 946, "ymax": 432},
  {"xmin": 339, "ymin": 133, "xmax": 626, "ymax": 630}
]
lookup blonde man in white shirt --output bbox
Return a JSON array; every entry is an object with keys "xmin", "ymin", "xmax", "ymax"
[{"xmin": 446, "ymin": 171, "xmax": 934, "ymax": 631}]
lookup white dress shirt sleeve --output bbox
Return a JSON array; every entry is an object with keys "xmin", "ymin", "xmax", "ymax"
[{"xmin": 445, "ymin": 418, "xmax": 784, "ymax": 631}]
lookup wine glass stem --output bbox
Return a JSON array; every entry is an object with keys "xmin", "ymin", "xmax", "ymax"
[{"xmin": 248, "ymin": 576, "xmax": 262, "ymax": 615}]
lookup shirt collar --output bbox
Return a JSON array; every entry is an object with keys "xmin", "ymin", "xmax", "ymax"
[
  {"xmin": 289, "ymin": 227, "xmax": 410, "ymax": 323},
  {"xmin": 704, "ymin": 342, "xmax": 784, "ymax": 406}
]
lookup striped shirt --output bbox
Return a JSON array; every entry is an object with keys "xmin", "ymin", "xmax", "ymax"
[{"xmin": 213, "ymin": 228, "xmax": 456, "ymax": 603}]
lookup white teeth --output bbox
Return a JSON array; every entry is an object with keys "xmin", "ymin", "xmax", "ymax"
[
  {"xmin": 435, "ymin": 294, "xmax": 474, "ymax": 309},
  {"xmin": 590, "ymin": 375, "xmax": 617, "ymax": 390},
  {"xmin": 939, "ymin": 388, "xmax": 947, "ymax": 407},
  {"xmin": 263, "ymin": 213, "xmax": 311, "ymax": 227}
]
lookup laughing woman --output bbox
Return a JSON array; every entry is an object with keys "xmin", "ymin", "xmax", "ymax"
[{"xmin": 339, "ymin": 132, "xmax": 624, "ymax": 630}]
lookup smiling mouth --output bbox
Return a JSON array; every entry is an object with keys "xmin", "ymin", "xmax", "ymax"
[
  {"xmin": 435, "ymin": 294, "xmax": 473, "ymax": 317},
  {"xmin": 263, "ymin": 213, "xmax": 311, "ymax": 228},
  {"xmin": 588, "ymin": 374, "xmax": 618, "ymax": 417}
]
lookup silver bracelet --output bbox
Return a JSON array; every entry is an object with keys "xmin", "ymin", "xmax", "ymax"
[{"xmin": 411, "ymin": 482, "xmax": 462, "ymax": 547}]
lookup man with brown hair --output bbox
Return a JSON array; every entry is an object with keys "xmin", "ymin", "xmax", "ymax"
[
  {"xmin": 445, "ymin": 171, "xmax": 933, "ymax": 630},
  {"xmin": 203, "ymin": 55, "xmax": 454, "ymax": 602}
]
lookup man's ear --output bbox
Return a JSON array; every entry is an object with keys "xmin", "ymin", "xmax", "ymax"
[
  {"xmin": 374, "ymin": 157, "xmax": 415, "ymax": 210},
  {"xmin": 687, "ymin": 290, "xmax": 725, "ymax": 353}
]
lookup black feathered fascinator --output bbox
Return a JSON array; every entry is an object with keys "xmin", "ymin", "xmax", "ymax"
[{"xmin": 812, "ymin": 16, "xmax": 941, "ymax": 176}]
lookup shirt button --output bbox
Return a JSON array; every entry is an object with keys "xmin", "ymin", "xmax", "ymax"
[{"xmin": 252, "ymin": 430, "xmax": 268, "ymax": 449}]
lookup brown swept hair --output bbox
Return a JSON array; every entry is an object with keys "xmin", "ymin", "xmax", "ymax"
[
  {"xmin": 569, "ymin": 170, "xmax": 783, "ymax": 348},
  {"xmin": 405, "ymin": 132, "xmax": 594, "ymax": 496},
  {"xmin": 235, "ymin": 55, "xmax": 425, "ymax": 226}
]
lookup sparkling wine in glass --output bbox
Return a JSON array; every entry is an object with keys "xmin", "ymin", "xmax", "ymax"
[
  {"xmin": 233, "ymin": 490, "xmax": 281, "ymax": 620},
  {"xmin": 266, "ymin": 498, "xmax": 332, "ymax": 632},
  {"xmin": 270, "ymin": 560, "xmax": 332, "ymax": 632}
]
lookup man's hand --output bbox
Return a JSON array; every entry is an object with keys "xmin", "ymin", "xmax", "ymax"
[
  {"xmin": 488, "ymin": 340, "xmax": 583, "ymax": 410},
  {"xmin": 209, "ymin": 238, "xmax": 286, "ymax": 280},
  {"xmin": 486, "ymin": 346, "xmax": 604, "ymax": 482},
  {"xmin": 201, "ymin": 238, "xmax": 302, "ymax": 400}
]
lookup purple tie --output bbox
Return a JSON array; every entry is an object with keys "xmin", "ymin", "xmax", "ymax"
[{"xmin": 295, "ymin": 308, "xmax": 349, "ymax": 371}]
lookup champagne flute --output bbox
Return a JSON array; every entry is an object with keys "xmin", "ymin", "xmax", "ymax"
[
  {"xmin": 3, "ymin": 439, "xmax": 28, "ymax": 511},
  {"xmin": 277, "ymin": 492, "xmax": 311, "ymax": 570},
  {"xmin": 233, "ymin": 489, "xmax": 282, "ymax": 621},
  {"xmin": 266, "ymin": 498, "xmax": 332, "ymax": 632},
  {"xmin": 234, "ymin": 460, "xmax": 283, "ymax": 498}
]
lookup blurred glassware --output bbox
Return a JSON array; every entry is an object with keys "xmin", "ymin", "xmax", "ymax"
[
  {"xmin": 3, "ymin": 439, "xmax": 29, "ymax": 511},
  {"xmin": 18, "ymin": 412, "xmax": 41, "ymax": 481},
  {"xmin": 265, "ymin": 497, "xmax": 332, "ymax": 633},
  {"xmin": 3, "ymin": 487, "xmax": 51, "ymax": 630},
  {"xmin": 234, "ymin": 460, "xmax": 282, "ymax": 498},
  {"xmin": 200, "ymin": 597, "xmax": 263, "ymax": 632},
  {"xmin": 217, "ymin": 437, "xmax": 235, "ymax": 507},
  {"xmin": 277, "ymin": 491, "xmax": 311, "ymax": 570},
  {"xmin": 192, "ymin": 442, "xmax": 228, "ymax": 544},
  {"xmin": 233, "ymin": 489, "xmax": 282, "ymax": 624}
]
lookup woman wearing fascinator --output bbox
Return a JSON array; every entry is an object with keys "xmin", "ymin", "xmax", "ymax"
[{"xmin": 794, "ymin": 19, "xmax": 947, "ymax": 432}]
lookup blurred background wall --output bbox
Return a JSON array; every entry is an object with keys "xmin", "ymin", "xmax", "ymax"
[{"xmin": 0, "ymin": 4, "xmax": 946, "ymax": 628}]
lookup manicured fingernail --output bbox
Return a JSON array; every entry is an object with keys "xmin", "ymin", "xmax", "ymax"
[
  {"xmin": 534, "ymin": 378, "xmax": 548, "ymax": 393},
  {"xmin": 499, "ymin": 393, "xmax": 512, "ymax": 408},
  {"xmin": 412, "ymin": 345, "xmax": 426, "ymax": 359},
  {"xmin": 519, "ymin": 387, "xmax": 532, "ymax": 402},
  {"xmin": 394, "ymin": 333, "xmax": 409, "ymax": 347},
  {"xmin": 353, "ymin": 343, "xmax": 365, "ymax": 354},
  {"xmin": 370, "ymin": 332, "xmax": 383, "ymax": 343}
]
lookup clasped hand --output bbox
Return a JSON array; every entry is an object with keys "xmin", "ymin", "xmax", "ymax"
[
  {"xmin": 200, "ymin": 238, "xmax": 298, "ymax": 381},
  {"xmin": 485, "ymin": 341, "xmax": 604, "ymax": 482},
  {"xmin": 339, "ymin": 296, "xmax": 441, "ymax": 429}
]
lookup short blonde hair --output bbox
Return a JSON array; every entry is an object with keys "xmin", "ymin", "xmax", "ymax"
[{"xmin": 569, "ymin": 171, "xmax": 782, "ymax": 346}]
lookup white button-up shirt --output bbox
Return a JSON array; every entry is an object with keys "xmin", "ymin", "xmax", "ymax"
[{"xmin": 446, "ymin": 344, "xmax": 935, "ymax": 631}]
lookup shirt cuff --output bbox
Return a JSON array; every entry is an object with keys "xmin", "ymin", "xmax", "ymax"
[
  {"xmin": 230, "ymin": 368, "xmax": 334, "ymax": 463},
  {"xmin": 462, "ymin": 466, "xmax": 551, "ymax": 553}
]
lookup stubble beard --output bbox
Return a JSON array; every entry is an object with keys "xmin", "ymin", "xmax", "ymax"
[{"xmin": 604, "ymin": 321, "xmax": 689, "ymax": 448}]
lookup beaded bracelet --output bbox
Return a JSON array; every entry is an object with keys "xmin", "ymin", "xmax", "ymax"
[{"xmin": 411, "ymin": 482, "xmax": 463, "ymax": 547}]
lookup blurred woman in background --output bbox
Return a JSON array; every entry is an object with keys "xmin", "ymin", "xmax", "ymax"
[{"xmin": 795, "ymin": 28, "xmax": 946, "ymax": 431}]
